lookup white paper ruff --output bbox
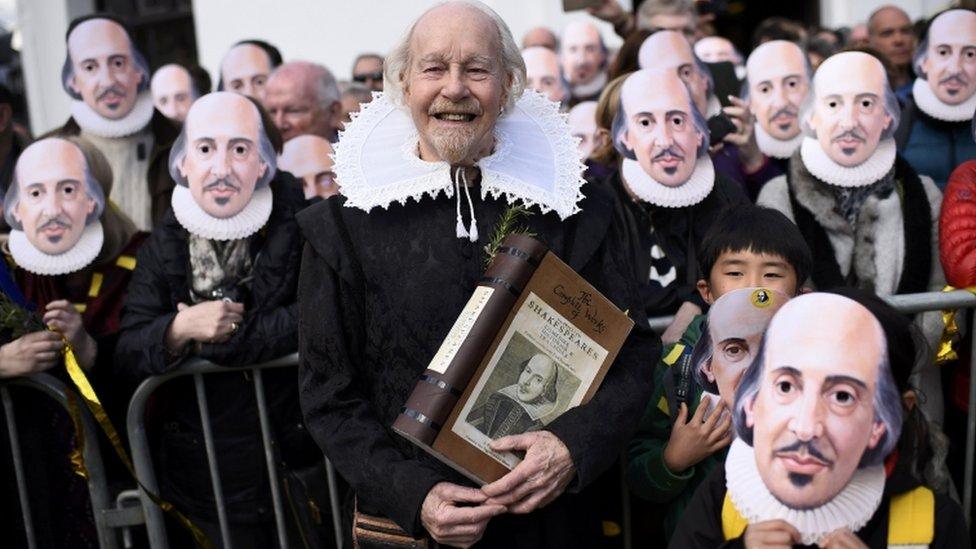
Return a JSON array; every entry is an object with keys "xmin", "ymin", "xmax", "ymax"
[
  {"xmin": 913, "ymin": 77, "xmax": 976, "ymax": 122},
  {"xmin": 70, "ymin": 92, "xmax": 155, "ymax": 139},
  {"xmin": 725, "ymin": 438, "xmax": 885, "ymax": 547},
  {"xmin": 8, "ymin": 222, "xmax": 104, "ymax": 276},
  {"xmin": 171, "ymin": 185, "xmax": 273, "ymax": 241},
  {"xmin": 755, "ymin": 124, "xmax": 805, "ymax": 159},
  {"xmin": 332, "ymin": 90, "xmax": 586, "ymax": 220},
  {"xmin": 800, "ymin": 137, "xmax": 896, "ymax": 188},
  {"xmin": 571, "ymin": 71, "xmax": 608, "ymax": 100},
  {"xmin": 620, "ymin": 155, "xmax": 715, "ymax": 208}
]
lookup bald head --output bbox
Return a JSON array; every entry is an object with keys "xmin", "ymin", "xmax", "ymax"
[
  {"xmin": 867, "ymin": 5, "xmax": 914, "ymax": 67},
  {"xmin": 746, "ymin": 41, "xmax": 811, "ymax": 140},
  {"xmin": 523, "ymin": 46, "xmax": 566, "ymax": 103},
  {"xmin": 523, "ymin": 26, "xmax": 558, "ymax": 50},
  {"xmin": 65, "ymin": 17, "xmax": 146, "ymax": 120},
  {"xmin": 639, "ymin": 30, "xmax": 710, "ymax": 112},
  {"xmin": 568, "ymin": 101, "xmax": 598, "ymax": 160},
  {"xmin": 560, "ymin": 20, "xmax": 606, "ymax": 87},
  {"xmin": 221, "ymin": 43, "xmax": 273, "ymax": 101},
  {"xmin": 265, "ymin": 61, "xmax": 341, "ymax": 142},
  {"xmin": 918, "ymin": 9, "xmax": 976, "ymax": 105},
  {"xmin": 279, "ymin": 135, "xmax": 337, "ymax": 199},
  {"xmin": 151, "ymin": 64, "xmax": 195, "ymax": 122}
]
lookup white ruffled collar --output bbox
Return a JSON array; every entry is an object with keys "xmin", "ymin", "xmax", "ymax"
[
  {"xmin": 70, "ymin": 91, "xmax": 155, "ymax": 139},
  {"xmin": 571, "ymin": 71, "xmax": 608, "ymax": 100},
  {"xmin": 800, "ymin": 137, "xmax": 896, "ymax": 188},
  {"xmin": 497, "ymin": 385, "xmax": 557, "ymax": 421},
  {"xmin": 913, "ymin": 77, "xmax": 976, "ymax": 122},
  {"xmin": 621, "ymin": 155, "xmax": 715, "ymax": 208},
  {"xmin": 333, "ymin": 90, "xmax": 585, "ymax": 220},
  {"xmin": 8, "ymin": 222, "xmax": 104, "ymax": 276},
  {"xmin": 171, "ymin": 185, "xmax": 273, "ymax": 241},
  {"xmin": 755, "ymin": 124, "xmax": 805, "ymax": 159},
  {"xmin": 725, "ymin": 438, "xmax": 885, "ymax": 547}
]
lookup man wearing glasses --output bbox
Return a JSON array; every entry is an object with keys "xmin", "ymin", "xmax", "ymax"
[{"xmin": 352, "ymin": 53, "xmax": 384, "ymax": 92}]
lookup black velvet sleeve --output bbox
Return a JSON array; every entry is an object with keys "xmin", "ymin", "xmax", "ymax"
[{"xmin": 669, "ymin": 465, "xmax": 737, "ymax": 548}]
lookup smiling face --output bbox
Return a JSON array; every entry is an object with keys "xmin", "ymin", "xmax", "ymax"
[
  {"xmin": 151, "ymin": 64, "xmax": 194, "ymax": 122},
  {"xmin": 808, "ymin": 52, "xmax": 892, "ymax": 167},
  {"xmin": 517, "ymin": 354, "xmax": 557, "ymax": 403},
  {"xmin": 745, "ymin": 295, "xmax": 887, "ymax": 509},
  {"xmin": 747, "ymin": 41, "xmax": 810, "ymax": 140},
  {"xmin": 560, "ymin": 21, "xmax": 605, "ymax": 86},
  {"xmin": 67, "ymin": 19, "xmax": 144, "ymax": 120},
  {"xmin": 620, "ymin": 70, "xmax": 703, "ymax": 186},
  {"xmin": 523, "ymin": 46, "xmax": 565, "ymax": 104},
  {"xmin": 221, "ymin": 44, "xmax": 272, "ymax": 102},
  {"xmin": 921, "ymin": 10, "xmax": 976, "ymax": 105},
  {"xmin": 403, "ymin": 3, "xmax": 507, "ymax": 165},
  {"xmin": 179, "ymin": 93, "xmax": 268, "ymax": 218},
  {"xmin": 11, "ymin": 139, "xmax": 97, "ymax": 254},
  {"xmin": 278, "ymin": 135, "xmax": 337, "ymax": 199},
  {"xmin": 638, "ymin": 31, "xmax": 710, "ymax": 113}
]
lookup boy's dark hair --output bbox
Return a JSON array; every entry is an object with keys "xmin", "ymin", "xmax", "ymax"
[{"xmin": 697, "ymin": 205, "xmax": 812, "ymax": 288}]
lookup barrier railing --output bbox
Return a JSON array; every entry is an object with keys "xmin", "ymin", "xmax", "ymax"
[{"xmin": 125, "ymin": 354, "xmax": 343, "ymax": 549}]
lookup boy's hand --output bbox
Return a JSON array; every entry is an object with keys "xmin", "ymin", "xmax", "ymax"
[{"xmin": 662, "ymin": 401, "xmax": 733, "ymax": 473}]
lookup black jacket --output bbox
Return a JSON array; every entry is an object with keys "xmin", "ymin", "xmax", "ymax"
[
  {"xmin": 115, "ymin": 173, "xmax": 318, "ymax": 521},
  {"xmin": 296, "ymin": 181, "xmax": 660, "ymax": 545}
]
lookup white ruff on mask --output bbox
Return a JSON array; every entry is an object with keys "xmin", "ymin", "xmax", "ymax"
[
  {"xmin": 8, "ymin": 221, "xmax": 104, "ymax": 276},
  {"xmin": 171, "ymin": 185, "xmax": 273, "ymax": 241},
  {"xmin": 333, "ymin": 90, "xmax": 585, "ymax": 219},
  {"xmin": 620, "ymin": 155, "xmax": 715, "ymax": 208},
  {"xmin": 800, "ymin": 137, "xmax": 896, "ymax": 188},
  {"xmin": 755, "ymin": 124, "xmax": 805, "ymax": 159},
  {"xmin": 571, "ymin": 71, "xmax": 608, "ymax": 100},
  {"xmin": 725, "ymin": 438, "xmax": 885, "ymax": 547},
  {"xmin": 913, "ymin": 77, "xmax": 976, "ymax": 122},
  {"xmin": 70, "ymin": 91, "xmax": 155, "ymax": 139}
]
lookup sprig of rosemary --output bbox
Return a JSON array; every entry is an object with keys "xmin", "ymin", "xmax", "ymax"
[
  {"xmin": 0, "ymin": 291, "xmax": 44, "ymax": 339},
  {"xmin": 483, "ymin": 205, "xmax": 536, "ymax": 267}
]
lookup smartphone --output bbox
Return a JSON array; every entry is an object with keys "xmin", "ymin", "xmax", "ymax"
[
  {"xmin": 707, "ymin": 113, "xmax": 737, "ymax": 146},
  {"xmin": 563, "ymin": 0, "xmax": 602, "ymax": 12}
]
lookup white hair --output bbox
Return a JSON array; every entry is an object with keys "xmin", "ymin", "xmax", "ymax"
[{"xmin": 382, "ymin": 0, "xmax": 526, "ymax": 112}]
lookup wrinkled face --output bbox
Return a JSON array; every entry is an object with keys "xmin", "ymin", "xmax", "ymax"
[
  {"xmin": 265, "ymin": 73, "xmax": 333, "ymax": 142},
  {"xmin": 809, "ymin": 53, "xmax": 891, "ymax": 167},
  {"xmin": 868, "ymin": 7, "xmax": 914, "ymax": 67},
  {"xmin": 704, "ymin": 249, "xmax": 799, "ymax": 303},
  {"xmin": 921, "ymin": 11, "xmax": 976, "ymax": 105},
  {"xmin": 560, "ymin": 22, "xmax": 606, "ymax": 86},
  {"xmin": 179, "ymin": 93, "xmax": 268, "ymax": 218},
  {"xmin": 517, "ymin": 355, "xmax": 556, "ymax": 403},
  {"xmin": 745, "ymin": 297, "xmax": 886, "ymax": 509},
  {"xmin": 569, "ymin": 101, "xmax": 598, "ymax": 161},
  {"xmin": 221, "ymin": 44, "xmax": 272, "ymax": 102},
  {"xmin": 67, "ymin": 19, "xmax": 144, "ymax": 120},
  {"xmin": 747, "ymin": 42, "xmax": 810, "ymax": 140},
  {"xmin": 12, "ymin": 140, "xmax": 96, "ymax": 254},
  {"xmin": 151, "ymin": 64, "xmax": 194, "ymax": 122},
  {"xmin": 524, "ymin": 47, "xmax": 566, "ymax": 104},
  {"xmin": 278, "ymin": 135, "xmax": 337, "ymax": 199},
  {"xmin": 353, "ymin": 56, "xmax": 384, "ymax": 92},
  {"xmin": 639, "ymin": 31, "xmax": 709, "ymax": 113},
  {"xmin": 695, "ymin": 37, "xmax": 737, "ymax": 64},
  {"xmin": 404, "ymin": 4, "xmax": 507, "ymax": 165},
  {"xmin": 621, "ymin": 71, "xmax": 703, "ymax": 186}
]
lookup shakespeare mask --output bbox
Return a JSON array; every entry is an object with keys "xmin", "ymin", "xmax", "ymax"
[
  {"xmin": 746, "ymin": 41, "xmax": 811, "ymax": 156},
  {"xmin": 64, "ymin": 17, "xmax": 148, "ymax": 121},
  {"xmin": 151, "ymin": 64, "xmax": 196, "ymax": 122},
  {"xmin": 220, "ymin": 43, "xmax": 273, "ymax": 102},
  {"xmin": 913, "ymin": 10, "xmax": 976, "ymax": 120},
  {"xmin": 279, "ymin": 135, "xmax": 338, "ymax": 199},
  {"xmin": 523, "ymin": 47, "xmax": 567, "ymax": 105},
  {"xmin": 4, "ymin": 138, "xmax": 105, "ymax": 274},
  {"xmin": 638, "ymin": 31, "xmax": 712, "ymax": 114},
  {"xmin": 568, "ymin": 101, "xmax": 598, "ymax": 161},
  {"xmin": 560, "ymin": 20, "xmax": 606, "ymax": 87}
]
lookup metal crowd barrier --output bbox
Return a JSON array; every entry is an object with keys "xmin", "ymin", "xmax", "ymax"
[
  {"xmin": 126, "ymin": 353, "xmax": 343, "ymax": 549},
  {"xmin": 0, "ymin": 373, "xmax": 123, "ymax": 549}
]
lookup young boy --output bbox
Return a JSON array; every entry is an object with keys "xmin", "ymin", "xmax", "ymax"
[{"xmin": 626, "ymin": 204, "xmax": 812, "ymax": 539}]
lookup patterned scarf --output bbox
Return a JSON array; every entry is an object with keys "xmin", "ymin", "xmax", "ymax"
[
  {"xmin": 188, "ymin": 234, "xmax": 253, "ymax": 303},
  {"xmin": 828, "ymin": 166, "xmax": 896, "ymax": 226}
]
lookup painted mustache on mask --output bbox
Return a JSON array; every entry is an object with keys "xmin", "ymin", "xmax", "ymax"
[
  {"xmin": 203, "ymin": 178, "xmax": 241, "ymax": 192},
  {"xmin": 939, "ymin": 73, "xmax": 970, "ymax": 87},
  {"xmin": 768, "ymin": 106, "xmax": 798, "ymax": 124},
  {"xmin": 652, "ymin": 146, "xmax": 686, "ymax": 162},
  {"xmin": 97, "ymin": 85, "xmax": 129, "ymax": 101},
  {"xmin": 774, "ymin": 439, "xmax": 835, "ymax": 467},
  {"xmin": 831, "ymin": 128, "xmax": 866, "ymax": 143},
  {"xmin": 38, "ymin": 217, "xmax": 72, "ymax": 231}
]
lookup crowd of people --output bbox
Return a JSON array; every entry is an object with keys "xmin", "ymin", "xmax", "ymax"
[{"xmin": 1, "ymin": 0, "xmax": 975, "ymax": 547}]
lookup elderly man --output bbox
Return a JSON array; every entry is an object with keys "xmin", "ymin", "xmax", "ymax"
[
  {"xmin": 50, "ymin": 15, "xmax": 179, "ymax": 231},
  {"xmin": 757, "ymin": 51, "xmax": 946, "ymax": 426},
  {"xmin": 521, "ymin": 26, "xmax": 558, "ymax": 50},
  {"xmin": 351, "ymin": 53, "xmax": 384, "ymax": 92},
  {"xmin": 116, "ymin": 92, "xmax": 316, "ymax": 546},
  {"xmin": 278, "ymin": 134, "xmax": 337, "ymax": 200},
  {"xmin": 522, "ymin": 46, "xmax": 567, "ymax": 106},
  {"xmin": 867, "ymin": 5, "xmax": 916, "ymax": 95},
  {"xmin": 218, "ymin": 40, "xmax": 282, "ymax": 102},
  {"xmin": 896, "ymin": 9, "xmax": 976, "ymax": 190},
  {"xmin": 296, "ymin": 1, "xmax": 658, "ymax": 547},
  {"xmin": 151, "ymin": 64, "xmax": 197, "ymax": 123},
  {"xmin": 672, "ymin": 293, "xmax": 968, "ymax": 548},
  {"xmin": 264, "ymin": 61, "xmax": 342, "ymax": 143},
  {"xmin": 560, "ymin": 20, "xmax": 608, "ymax": 106}
]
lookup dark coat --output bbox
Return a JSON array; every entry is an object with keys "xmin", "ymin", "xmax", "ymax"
[
  {"xmin": 296, "ymin": 182, "xmax": 660, "ymax": 546},
  {"xmin": 895, "ymin": 95, "xmax": 976, "ymax": 191},
  {"xmin": 115, "ymin": 173, "xmax": 318, "ymax": 521}
]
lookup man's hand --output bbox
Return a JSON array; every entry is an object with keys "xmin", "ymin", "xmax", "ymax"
[
  {"xmin": 166, "ymin": 300, "xmax": 244, "ymax": 352},
  {"xmin": 663, "ymin": 401, "xmax": 732, "ymax": 473},
  {"xmin": 661, "ymin": 301, "xmax": 702, "ymax": 344},
  {"xmin": 743, "ymin": 520, "xmax": 801, "ymax": 549},
  {"xmin": 722, "ymin": 96, "xmax": 765, "ymax": 172},
  {"xmin": 43, "ymin": 300, "xmax": 96, "ymax": 369},
  {"xmin": 819, "ymin": 528, "xmax": 869, "ymax": 548},
  {"xmin": 482, "ymin": 430, "xmax": 575, "ymax": 514},
  {"xmin": 420, "ymin": 482, "xmax": 506, "ymax": 548},
  {"xmin": 0, "ymin": 331, "xmax": 65, "ymax": 378}
]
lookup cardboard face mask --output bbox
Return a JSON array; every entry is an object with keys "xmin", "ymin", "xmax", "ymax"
[
  {"xmin": 638, "ymin": 31, "xmax": 710, "ymax": 114},
  {"xmin": 151, "ymin": 64, "xmax": 195, "ymax": 122},
  {"xmin": 568, "ymin": 101, "xmax": 598, "ymax": 161},
  {"xmin": 278, "ymin": 135, "xmax": 338, "ymax": 199},
  {"xmin": 523, "ymin": 47, "xmax": 566, "ymax": 104},
  {"xmin": 560, "ymin": 21, "xmax": 605, "ymax": 87},
  {"xmin": 694, "ymin": 36, "xmax": 738, "ymax": 64},
  {"xmin": 221, "ymin": 44, "xmax": 273, "ymax": 102},
  {"xmin": 807, "ymin": 52, "xmax": 893, "ymax": 167},
  {"xmin": 66, "ymin": 18, "xmax": 146, "ymax": 120},
  {"xmin": 920, "ymin": 10, "xmax": 976, "ymax": 106},
  {"xmin": 747, "ymin": 41, "xmax": 810, "ymax": 141}
]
